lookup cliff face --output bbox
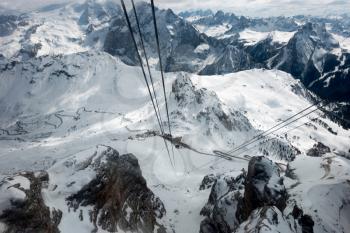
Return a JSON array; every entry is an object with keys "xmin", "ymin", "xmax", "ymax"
[{"xmin": 0, "ymin": 146, "xmax": 167, "ymax": 233}]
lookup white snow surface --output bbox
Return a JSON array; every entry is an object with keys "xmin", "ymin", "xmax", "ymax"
[
  {"xmin": 195, "ymin": 23, "xmax": 232, "ymax": 37},
  {"xmin": 0, "ymin": 2, "xmax": 110, "ymax": 59},
  {"xmin": 194, "ymin": 43, "xmax": 210, "ymax": 54},
  {"xmin": 239, "ymin": 29, "xmax": 296, "ymax": 45},
  {"xmin": 0, "ymin": 51, "xmax": 349, "ymax": 232},
  {"xmin": 332, "ymin": 33, "xmax": 350, "ymax": 51},
  {"xmin": 0, "ymin": 175, "xmax": 29, "ymax": 214}
]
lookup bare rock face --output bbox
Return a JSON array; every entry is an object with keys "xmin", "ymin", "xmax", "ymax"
[
  {"xmin": 243, "ymin": 156, "xmax": 288, "ymax": 219},
  {"xmin": 291, "ymin": 205, "xmax": 315, "ymax": 233},
  {"xmin": 200, "ymin": 172, "xmax": 246, "ymax": 233},
  {"xmin": 0, "ymin": 171, "xmax": 62, "ymax": 233},
  {"xmin": 306, "ymin": 142, "xmax": 331, "ymax": 157},
  {"xmin": 199, "ymin": 174, "xmax": 217, "ymax": 190},
  {"xmin": 171, "ymin": 73, "xmax": 253, "ymax": 141},
  {"xmin": 200, "ymin": 156, "xmax": 291, "ymax": 233},
  {"xmin": 0, "ymin": 146, "xmax": 167, "ymax": 233},
  {"xmin": 237, "ymin": 206, "xmax": 295, "ymax": 233},
  {"xmin": 66, "ymin": 147, "xmax": 166, "ymax": 233}
]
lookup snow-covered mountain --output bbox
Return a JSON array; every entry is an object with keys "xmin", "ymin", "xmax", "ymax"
[
  {"xmin": 0, "ymin": 1, "xmax": 350, "ymax": 233},
  {"xmin": 269, "ymin": 22, "xmax": 350, "ymax": 102},
  {"xmin": 1, "ymin": 1, "xmax": 349, "ymax": 104},
  {"xmin": 180, "ymin": 10, "xmax": 350, "ymax": 104}
]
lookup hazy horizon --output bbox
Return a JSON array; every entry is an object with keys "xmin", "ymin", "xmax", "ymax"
[{"xmin": 0, "ymin": 0, "xmax": 349, "ymax": 17}]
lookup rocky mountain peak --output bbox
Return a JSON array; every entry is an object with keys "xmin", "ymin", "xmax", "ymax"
[
  {"xmin": 65, "ymin": 146, "xmax": 167, "ymax": 233},
  {"xmin": 77, "ymin": 0, "xmax": 121, "ymax": 26},
  {"xmin": 296, "ymin": 22, "xmax": 339, "ymax": 50}
]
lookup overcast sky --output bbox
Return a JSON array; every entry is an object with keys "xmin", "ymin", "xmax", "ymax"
[{"xmin": 0, "ymin": 0, "xmax": 349, "ymax": 17}]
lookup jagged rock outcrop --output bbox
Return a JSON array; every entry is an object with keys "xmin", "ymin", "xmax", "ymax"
[
  {"xmin": 270, "ymin": 22, "xmax": 350, "ymax": 102},
  {"xmin": 104, "ymin": 2, "xmax": 217, "ymax": 72},
  {"xmin": 199, "ymin": 156, "xmax": 310, "ymax": 233},
  {"xmin": 182, "ymin": 10, "xmax": 299, "ymax": 34},
  {"xmin": 66, "ymin": 146, "xmax": 166, "ymax": 233},
  {"xmin": 237, "ymin": 206, "xmax": 295, "ymax": 233},
  {"xmin": 0, "ymin": 171, "xmax": 62, "ymax": 233},
  {"xmin": 103, "ymin": 15, "xmax": 138, "ymax": 66},
  {"xmin": 306, "ymin": 142, "xmax": 331, "ymax": 157},
  {"xmin": 258, "ymin": 138, "xmax": 300, "ymax": 161},
  {"xmin": 199, "ymin": 174, "xmax": 217, "ymax": 190},
  {"xmin": 0, "ymin": 146, "xmax": 167, "ymax": 233},
  {"xmin": 200, "ymin": 172, "xmax": 246, "ymax": 233},
  {"xmin": 0, "ymin": 15, "xmax": 29, "ymax": 37},
  {"xmin": 290, "ymin": 205, "xmax": 315, "ymax": 233},
  {"xmin": 271, "ymin": 23, "xmax": 339, "ymax": 82},
  {"xmin": 246, "ymin": 36, "xmax": 281, "ymax": 64},
  {"xmin": 243, "ymin": 157, "xmax": 288, "ymax": 219},
  {"xmin": 323, "ymin": 102, "xmax": 350, "ymax": 130},
  {"xmin": 171, "ymin": 73, "xmax": 255, "ymax": 148},
  {"xmin": 75, "ymin": 0, "xmax": 121, "ymax": 27},
  {"xmin": 308, "ymin": 52, "xmax": 350, "ymax": 102},
  {"xmin": 199, "ymin": 45, "xmax": 255, "ymax": 75}
]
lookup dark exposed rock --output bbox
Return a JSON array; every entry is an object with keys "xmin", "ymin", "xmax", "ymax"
[
  {"xmin": 50, "ymin": 70, "xmax": 75, "ymax": 79},
  {"xmin": 199, "ymin": 155, "xmax": 317, "ymax": 233},
  {"xmin": 19, "ymin": 43, "xmax": 42, "ymax": 60},
  {"xmin": 103, "ymin": 16, "xmax": 138, "ymax": 66},
  {"xmin": 306, "ymin": 142, "xmax": 331, "ymax": 157},
  {"xmin": 291, "ymin": 205, "xmax": 315, "ymax": 233},
  {"xmin": 246, "ymin": 36, "xmax": 281, "ymax": 64},
  {"xmin": 323, "ymin": 102, "xmax": 350, "ymax": 130},
  {"xmin": 66, "ymin": 147, "xmax": 166, "ymax": 233},
  {"xmin": 76, "ymin": 0, "xmax": 121, "ymax": 26},
  {"xmin": 238, "ymin": 206, "xmax": 295, "ymax": 233},
  {"xmin": 172, "ymin": 74, "xmax": 253, "ymax": 134},
  {"xmin": 243, "ymin": 156, "xmax": 288, "ymax": 219},
  {"xmin": 311, "ymin": 118, "xmax": 337, "ymax": 135},
  {"xmin": 103, "ymin": 2, "xmax": 220, "ymax": 73},
  {"xmin": 309, "ymin": 52, "xmax": 350, "ymax": 102},
  {"xmin": 181, "ymin": 10, "xmax": 299, "ymax": 34},
  {"xmin": 199, "ymin": 45, "xmax": 255, "ymax": 75},
  {"xmin": 200, "ymin": 217, "xmax": 220, "ymax": 233},
  {"xmin": 285, "ymin": 164, "xmax": 298, "ymax": 180},
  {"xmin": 258, "ymin": 138, "xmax": 300, "ymax": 161},
  {"xmin": 200, "ymin": 156, "xmax": 288, "ymax": 233},
  {"xmin": 0, "ymin": 15, "xmax": 27, "ymax": 37},
  {"xmin": 199, "ymin": 174, "xmax": 217, "ymax": 190},
  {"xmin": 299, "ymin": 215, "xmax": 314, "ymax": 233},
  {"xmin": 292, "ymin": 205, "xmax": 304, "ymax": 219},
  {"xmin": 101, "ymin": 4, "xmax": 350, "ymax": 103},
  {"xmin": 0, "ymin": 171, "xmax": 61, "ymax": 233},
  {"xmin": 200, "ymin": 172, "xmax": 246, "ymax": 233},
  {"xmin": 269, "ymin": 22, "xmax": 350, "ymax": 102}
]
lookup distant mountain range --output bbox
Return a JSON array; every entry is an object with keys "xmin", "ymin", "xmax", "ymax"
[{"xmin": 1, "ymin": 2, "xmax": 349, "ymax": 104}]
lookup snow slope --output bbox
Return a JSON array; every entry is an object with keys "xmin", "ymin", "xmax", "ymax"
[
  {"xmin": 333, "ymin": 33, "xmax": 350, "ymax": 51},
  {"xmin": 191, "ymin": 69, "xmax": 349, "ymax": 153},
  {"xmin": 239, "ymin": 29, "xmax": 296, "ymax": 45},
  {"xmin": 0, "ymin": 1, "xmax": 113, "ymax": 60},
  {"xmin": 0, "ymin": 49, "xmax": 349, "ymax": 232}
]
